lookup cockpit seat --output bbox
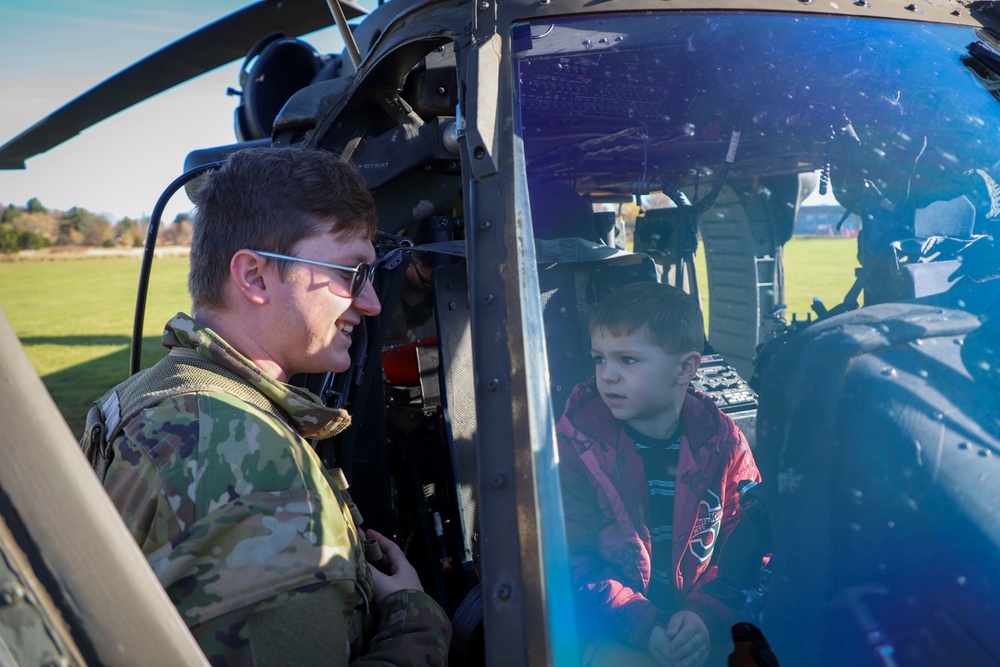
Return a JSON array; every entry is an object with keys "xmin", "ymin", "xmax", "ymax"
[
  {"xmin": 754, "ymin": 267, "xmax": 1000, "ymax": 666},
  {"xmin": 891, "ymin": 195, "xmax": 980, "ymax": 299}
]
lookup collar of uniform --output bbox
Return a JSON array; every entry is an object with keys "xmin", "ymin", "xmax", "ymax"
[{"xmin": 161, "ymin": 312, "xmax": 351, "ymax": 440}]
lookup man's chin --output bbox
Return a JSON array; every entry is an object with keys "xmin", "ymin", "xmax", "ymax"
[
  {"xmin": 298, "ymin": 356, "xmax": 351, "ymax": 378},
  {"xmin": 326, "ymin": 358, "xmax": 352, "ymax": 375}
]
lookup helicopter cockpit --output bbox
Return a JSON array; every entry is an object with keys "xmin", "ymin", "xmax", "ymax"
[
  {"xmin": 265, "ymin": 7, "xmax": 1000, "ymax": 664},
  {"xmin": 318, "ymin": 8, "xmax": 1000, "ymax": 663}
]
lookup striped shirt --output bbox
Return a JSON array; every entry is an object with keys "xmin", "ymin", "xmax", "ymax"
[{"xmin": 626, "ymin": 421, "xmax": 681, "ymax": 610}]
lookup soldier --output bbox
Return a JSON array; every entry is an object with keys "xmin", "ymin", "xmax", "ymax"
[{"xmin": 81, "ymin": 147, "xmax": 451, "ymax": 665}]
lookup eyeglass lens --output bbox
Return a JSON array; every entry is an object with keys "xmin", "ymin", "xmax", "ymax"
[{"xmin": 350, "ymin": 263, "xmax": 373, "ymax": 298}]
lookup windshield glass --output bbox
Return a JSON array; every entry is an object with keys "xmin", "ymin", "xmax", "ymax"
[
  {"xmin": 514, "ymin": 11, "xmax": 1000, "ymax": 665},
  {"xmin": 515, "ymin": 12, "xmax": 1000, "ymax": 207}
]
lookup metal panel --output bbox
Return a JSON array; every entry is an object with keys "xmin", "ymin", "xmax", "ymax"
[
  {"xmin": 434, "ymin": 264, "xmax": 481, "ymax": 567},
  {"xmin": 0, "ymin": 311, "xmax": 209, "ymax": 667}
]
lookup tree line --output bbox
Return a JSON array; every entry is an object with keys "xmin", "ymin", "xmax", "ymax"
[{"xmin": 0, "ymin": 197, "xmax": 193, "ymax": 254}]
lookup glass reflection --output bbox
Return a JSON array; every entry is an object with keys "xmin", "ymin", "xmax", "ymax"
[{"xmin": 514, "ymin": 11, "xmax": 1000, "ymax": 666}]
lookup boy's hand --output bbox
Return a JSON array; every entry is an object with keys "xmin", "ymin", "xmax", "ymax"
[
  {"xmin": 664, "ymin": 610, "xmax": 710, "ymax": 667},
  {"xmin": 646, "ymin": 624, "xmax": 672, "ymax": 666}
]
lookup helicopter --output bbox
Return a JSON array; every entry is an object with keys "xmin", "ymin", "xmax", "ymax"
[{"xmin": 2, "ymin": 0, "xmax": 1000, "ymax": 664}]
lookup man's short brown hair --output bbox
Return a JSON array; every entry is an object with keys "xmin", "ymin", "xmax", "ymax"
[
  {"xmin": 187, "ymin": 147, "xmax": 377, "ymax": 310},
  {"xmin": 589, "ymin": 282, "xmax": 705, "ymax": 355}
]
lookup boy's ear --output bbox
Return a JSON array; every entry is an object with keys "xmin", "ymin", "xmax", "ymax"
[{"xmin": 677, "ymin": 350, "xmax": 702, "ymax": 385}]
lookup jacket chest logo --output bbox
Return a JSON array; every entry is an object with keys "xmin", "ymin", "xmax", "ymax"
[{"xmin": 687, "ymin": 488, "xmax": 722, "ymax": 563}]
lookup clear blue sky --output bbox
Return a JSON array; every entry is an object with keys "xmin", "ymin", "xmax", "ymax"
[{"xmin": 0, "ymin": 1, "xmax": 364, "ymax": 223}]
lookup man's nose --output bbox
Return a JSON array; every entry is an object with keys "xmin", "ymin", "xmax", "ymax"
[{"xmin": 354, "ymin": 279, "xmax": 382, "ymax": 316}]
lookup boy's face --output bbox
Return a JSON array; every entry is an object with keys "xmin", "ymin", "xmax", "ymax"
[{"xmin": 590, "ymin": 326, "xmax": 700, "ymax": 439}]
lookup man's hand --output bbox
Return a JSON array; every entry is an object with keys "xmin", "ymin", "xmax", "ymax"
[
  {"xmin": 365, "ymin": 529, "xmax": 425, "ymax": 600},
  {"xmin": 664, "ymin": 610, "xmax": 710, "ymax": 667}
]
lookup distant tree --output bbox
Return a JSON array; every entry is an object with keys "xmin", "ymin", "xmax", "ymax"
[
  {"xmin": 26, "ymin": 197, "xmax": 46, "ymax": 214},
  {"xmin": 59, "ymin": 206, "xmax": 88, "ymax": 244},
  {"xmin": 83, "ymin": 214, "xmax": 115, "ymax": 247},
  {"xmin": 133, "ymin": 217, "xmax": 149, "ymax": 247},
  {"xmin": 17, "ymin": 229, "xmax": 51, "ymax": 250},
  {"xmin": 161, "ymin": 216, "xmax": 193, "ymax": 246},
  {"xmin": 1, "ymin": 204, "xmax": 21, "ymax": 223},
  {"xmin": 173, "ymin": 217, "xmax": 193, "ymax": 245},
  {"xmin": 59, "ymin": 206, "xmax": 113, "ymax": 246},
  {"xmin": 17, "ymin": 211, "xmax": 59, "ymax": 240},
  {"xmin": 116, "ymin": 216, "xmax": 137, "ymax": 248},
  {"xmin": 58, "ymin": 207, "xmax": 85, "ymax": 244},
  {"xmin": 0, "ymin": 224, "xmax": 18, "ymax": 253}
]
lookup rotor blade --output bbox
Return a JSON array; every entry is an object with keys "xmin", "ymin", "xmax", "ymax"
[{"xmin": 0, "ymin": 0, "xmax": 367, "ymax": 170}]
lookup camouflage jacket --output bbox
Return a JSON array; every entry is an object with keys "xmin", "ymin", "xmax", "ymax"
[{"xmin": 102, "ymin": 313, "xmax": 451, "ymax": 666}]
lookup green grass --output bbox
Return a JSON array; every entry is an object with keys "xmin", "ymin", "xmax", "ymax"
[
  {"xmin": 693, "ymin": 236, "xmax": 860, "ymax": 325},
  {"xmin": 1, "ymin": 238, "xmax": 858, "ymax": 436},
  {"xmin": 779, "ymin": 237, "xmax": 860, "ymax": 321},
  {"xmin": 0, "ymin": 255, "xmax": 191, "ymax": 436}
]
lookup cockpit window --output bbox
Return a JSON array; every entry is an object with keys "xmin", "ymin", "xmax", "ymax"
[
  {"xmin": 514, "ymin": 13, "xmax": 1000, "ymax": 215},
  {"xmin": 513, "ymin": 11, "xmax": 1000, "ymax": 665}
]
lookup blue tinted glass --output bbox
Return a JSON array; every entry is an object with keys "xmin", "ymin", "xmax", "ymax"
[
  {"xmin": 516, "ymin": 13, "xmax": 1000, "ymax": 219},
  {"xmin": 515, "ymin": 12, "xmax": 1000, "ymax": 666}
]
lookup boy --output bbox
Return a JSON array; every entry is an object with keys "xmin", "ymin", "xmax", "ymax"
[{"xmin": 557, "ymin": 282, "xmax": 761, "ymax": 667}]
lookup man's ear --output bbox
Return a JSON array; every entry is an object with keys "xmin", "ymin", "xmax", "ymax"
[
  {"xmin": 677, "ymin": 350, "xmax": 703, "ymax": 385},
  {"xmin": 230, "ymin": 250, "xmax": 270, "ymax": 305}
]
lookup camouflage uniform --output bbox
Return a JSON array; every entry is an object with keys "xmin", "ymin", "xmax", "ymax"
[{"xmin": 102, "ymin": 312, "xmax": 451, "ymax": 666}]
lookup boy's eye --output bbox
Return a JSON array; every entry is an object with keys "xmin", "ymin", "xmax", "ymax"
[
  {"xmin": 621, "ymin": 356, "xmax": 637, "ymax": 365},
  {"xmin": 592, "ymin": 355, "xmax": 605, "ymax": 364}
]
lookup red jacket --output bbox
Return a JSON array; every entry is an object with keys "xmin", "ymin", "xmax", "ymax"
[{"xmin": 556, "ymin": 377, "xmax": 760, "ymax": 652}]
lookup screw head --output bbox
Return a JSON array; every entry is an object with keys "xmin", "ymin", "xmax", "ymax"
[{"xmin": 496, "ymin": 582, "xmax": 513, "ymax": 601}]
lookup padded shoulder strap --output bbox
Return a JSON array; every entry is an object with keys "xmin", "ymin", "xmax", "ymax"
[{"xmin": 79, "ymin": 351, "xmax": 288, "ymax": 481}]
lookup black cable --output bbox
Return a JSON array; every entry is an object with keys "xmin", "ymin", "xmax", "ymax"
[{"xmin": 129, "ymin": 160, "xmax": 226, "ymax": 376}]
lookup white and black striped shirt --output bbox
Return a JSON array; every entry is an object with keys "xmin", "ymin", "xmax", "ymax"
[{"xmin": 626, "ymin": 421, "xmax": 681, "ymax": 610}]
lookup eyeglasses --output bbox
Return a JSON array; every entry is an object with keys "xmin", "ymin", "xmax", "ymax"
[{"xmin": 253, "ymin": 250, "xmax": 374, "ymax": 298}]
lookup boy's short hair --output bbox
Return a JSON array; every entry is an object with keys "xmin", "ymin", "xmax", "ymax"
[
  {"xmin": 589, "ymin": 282, "xmax": 705, "ymax": 354},
  {"xmin": 187, "ymin": 147, "xmax": 377, "ymax": 310}
]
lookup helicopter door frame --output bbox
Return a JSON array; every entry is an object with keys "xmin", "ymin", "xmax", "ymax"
[{"xmin": 457, "ymin": 20, "xmax": 578, "ymax": 667}]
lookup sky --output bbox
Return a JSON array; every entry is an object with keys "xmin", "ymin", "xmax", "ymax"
[{"xmin": 0, "ymin": 1, "xmax": 365, "ymax": 223}]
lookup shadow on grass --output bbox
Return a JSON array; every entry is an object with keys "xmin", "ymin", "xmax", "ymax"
[
  {"xmin": 26, "ymin": 335, "xmax": 172, "ymax": 437},
  {"xmin": 19, "ymin": 335, "xmax": 134, "ymax": 347}
]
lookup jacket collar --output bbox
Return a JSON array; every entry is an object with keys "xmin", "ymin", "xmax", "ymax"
[
  {"xmin": 559, "ymin": 375, "xmax": 737, "ymax": 462},
  {"xmin": 162, "ymin": 313, "xmax": 350, "ymax": 440},
  {"xmin": 557, "ymin": 376, "xmax": 622, "ymax": 449}
]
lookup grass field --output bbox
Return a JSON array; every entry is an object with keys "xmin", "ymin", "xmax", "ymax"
[
  {"xmin": 0, "ymin": 254, "xmax": 191, "ymax": 436},
  {"xmin": 695, "ymin": 236, "xmax": 860, "ymax": 324},
  {"xmin": 0, "ymin": 237, "xmax": 859, "ymax": 436}
]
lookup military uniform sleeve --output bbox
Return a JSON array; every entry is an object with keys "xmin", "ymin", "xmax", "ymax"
[{"xmin": 351, "ymin": 589, "xmax": 452, "ymax": 666}]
